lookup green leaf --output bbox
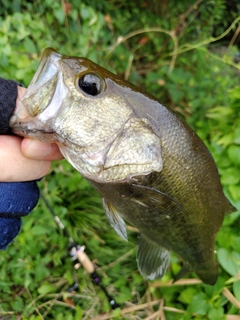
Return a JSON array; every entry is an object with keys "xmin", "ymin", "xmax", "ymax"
[
  {"xmin": 38, "ymin": 282, "xmax": 57, "ymax": 294},
  {"xmin": 207, "ymin": 307, "xmax": 225, "ymax": 320},
  {"xmin": 217, "ymin": 133, "xmax": 235, "ymax": 148},
  {"xmin": 223, "ymin": 210, "xmax": 240, "ymax": 226},
  {"xmin": 178, "ymin": 287, "xmax": 197, "ymax": 304},
  {"xmin": 217, "ymin": 248, "xmax": 240, "ymax": 277},
  {"xmin": 31, "ymin": 225, "xmax": 51, "ymax": 235},
  {"xmin": 11, "ymin": 296, "xmax": 24, "ymax": 312},
  {"xmin": 228, "ymin": 184, "xmax": 240, "ymax": 202},
  {"xmin": 75, "ymin": 305, "xmax": 83, "ymax": 320},
  {"xmin": 229, "ymin": 87, "xmax": 240, "ymax": 100},
  {"xmin": 233, "ymin": 280, "xmax": 240, "ymax": 302},
  {"xmin": 227, "ymin": 145, "xmax": 240, "ymax": 166},
  {"xmin": 207, "ymin": 106, "xmax": 234, "ymax": 120},
  {"xmin": 54, "ymin": 7, "xmax": 65, "ymax": 24},
  {"xmin": 187, "ymin": 292, "xmax": 210, "ymax": 315},
  {"xmin": 24, "ymin": 37, "xmax": 36, "ymax": 53},
  {"xmin": 220, "ymin": 167, "xmax": 240, "ymax": 185}
]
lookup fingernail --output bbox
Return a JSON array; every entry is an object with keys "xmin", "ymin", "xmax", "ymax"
[{"xmin": 25, "ymin": 140, "xmax": 54, "ymax": 157}]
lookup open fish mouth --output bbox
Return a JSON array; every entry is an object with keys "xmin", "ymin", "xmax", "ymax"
[
  {"xmin": 9, "ymin": 49, "xmax": 69, "ymax": 139},
  {"xmin": 20, "ymin": 52, "xmax": 61, "ymax": 119}
]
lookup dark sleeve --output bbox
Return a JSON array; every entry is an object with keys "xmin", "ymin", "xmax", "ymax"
[
  {"xmin": 0, "ymin": 78, "xmax": 19, "ymax": 134},
  {"xmin": 0, "ymin": 78, "xmax": 40, "ymax": 250}
]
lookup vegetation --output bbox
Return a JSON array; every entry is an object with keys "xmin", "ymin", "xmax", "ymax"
[{"xmin": 0, "ymin": 0, "xmax": 240, "ymax": 319}]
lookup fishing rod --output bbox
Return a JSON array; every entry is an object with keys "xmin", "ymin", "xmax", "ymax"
[{"xmin": 40, "ymin": 191, "xmax": 119, "ymax": 310}]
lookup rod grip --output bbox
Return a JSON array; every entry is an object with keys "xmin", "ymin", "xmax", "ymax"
[{"xmin": 76, "ymin": 249, "xmax": 95, "ymax": 274}]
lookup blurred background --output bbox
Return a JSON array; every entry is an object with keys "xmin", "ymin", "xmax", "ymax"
[{"xmin": 0, "ymin": 1, "xmax": 240, "ymax": 319}]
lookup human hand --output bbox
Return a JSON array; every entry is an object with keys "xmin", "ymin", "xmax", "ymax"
[{"xmin": 0, "ymin": 86, "xmax": 63, "ymax": 182}]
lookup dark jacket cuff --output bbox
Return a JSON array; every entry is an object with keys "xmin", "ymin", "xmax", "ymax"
[
  {"xmin": 0, "ymin": 217, "xmax": 21, "ymax": 249},
  {"xmin": 0, "ymin": 181, "xmax": 39, "ymax": 218},
  {"xmin": 0, "ymin": 78, "xmax": 19, "ymax": 134}
]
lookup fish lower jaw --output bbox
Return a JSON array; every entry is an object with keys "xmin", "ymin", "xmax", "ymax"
[
  {"xmin": 60, "ymin": 144, "xmax": 158, "ymax": 183},
  {"xmin": 71, "ymin": 163, "xmax": 153, "ymax": 184},
  {"xmin": 97, "ymin": 164, "xmax": 156, "ymax": 182},
  {"xmin": 11, "ymin": 126, "xmax": 56, "ymax": 141}
]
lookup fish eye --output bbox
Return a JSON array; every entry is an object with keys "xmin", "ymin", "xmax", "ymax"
[{"xmin": 78, "ymin": 73, "xmax": 103, "ymax": 96}]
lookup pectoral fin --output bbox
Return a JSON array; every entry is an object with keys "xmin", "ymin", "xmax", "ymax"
[
  {"xmin": 137, "ymin": 234, "xmax": 170, "ymax": 280},
  {"xmin": 102, "ymin": 198, "xmax": 128, "ymax": 241},
  {"xmin": 131, "ymin": 184, "xmax": 180, "ymax": 212}
]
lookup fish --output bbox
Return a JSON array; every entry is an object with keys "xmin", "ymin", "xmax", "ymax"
[{"xmin": 10, "ymin": 48, "xmax": 236, "ymax": 285}]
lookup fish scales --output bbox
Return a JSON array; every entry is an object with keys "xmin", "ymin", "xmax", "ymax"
[{"xmin": 10, "ymin": 48, "xmax": 236, "ymax": 285}]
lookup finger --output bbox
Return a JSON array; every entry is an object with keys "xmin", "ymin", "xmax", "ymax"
[
  {"xmin": 0, "ymin": 136, "xmax": 52, "ymax": 182},
  {"xmin": 21, "ymin": 138, "xmax": 64, "ymax": 161}
]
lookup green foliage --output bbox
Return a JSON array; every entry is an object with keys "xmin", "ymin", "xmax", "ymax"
[{"xmin": 0, "ymin": 0, "xmax": 240, "ymax": 319}]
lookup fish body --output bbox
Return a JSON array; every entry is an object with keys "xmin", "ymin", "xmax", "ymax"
[{"xmin": 10, "ymin": 48, "xmax": 235, "ymax": 285}]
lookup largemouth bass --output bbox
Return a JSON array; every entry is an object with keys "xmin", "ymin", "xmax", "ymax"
[{"xmin": 10, "ymin": 48, "xmax": 235, "ymax": 285}]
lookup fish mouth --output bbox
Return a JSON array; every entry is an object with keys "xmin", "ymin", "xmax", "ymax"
[
  {"xmin": 18, "ymin": 52, "xmax": 60, "ymax": 119},
  {"xmin": 12, "ymin": 127, "xmax": 55, "ymax": 137},
  {"xmin": 10, "ymin": 119, "xmax": 57, "ymax": 142},
  {"xmin": 10, "ymin": 112, "xmax": 57, "ymax": 141},
  {"xmin": 9, "ymin": 48, "xmax": 69, "ymax": 136}
]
